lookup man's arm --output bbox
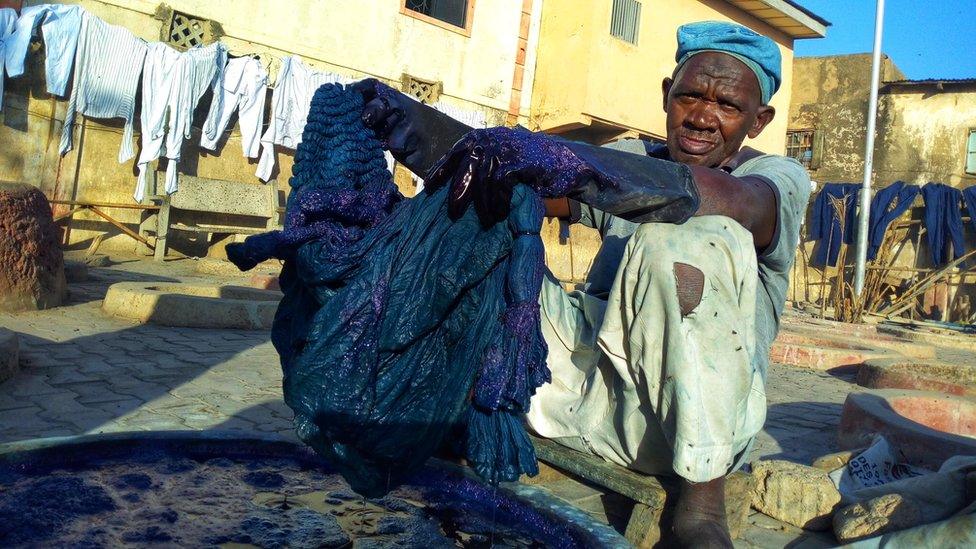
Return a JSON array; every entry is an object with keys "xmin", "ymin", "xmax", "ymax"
[{"xmin": 546, "ymin": 166, "xmax": 776, "ymax": 251}]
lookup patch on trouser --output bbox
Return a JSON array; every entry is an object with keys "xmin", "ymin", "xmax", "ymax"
[{"xmin": 528, "ymin": 216, "xmax": 766, "ymax": 482}]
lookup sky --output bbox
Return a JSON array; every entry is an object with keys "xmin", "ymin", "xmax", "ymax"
[{"xmin": 794, "ymin": 0, "xmax": 976, "ymax": 80}]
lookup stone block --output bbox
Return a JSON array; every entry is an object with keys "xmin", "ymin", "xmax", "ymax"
[
  {"xmin": 833, "ymin": 493, "xmax": 923, "ymax": 543},
  {"xmin": 811, "ymin": 448, "xmax": 863, "ymax": 471},
  {"xmin": 751, "ymin": 459, "xmax": 841, "ymax": 530},
  {"xmin": 0, "ymin": 183, "xmax": 66, "ymax": 311}
]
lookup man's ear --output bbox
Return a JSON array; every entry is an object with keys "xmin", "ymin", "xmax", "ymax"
[
  {"xmin": 662, "ymin": 77, "xmax": 673, "ymax": 112},
  {"xmin": 748, "ymin": 105, "xmax": 775, "ymax": 139}
]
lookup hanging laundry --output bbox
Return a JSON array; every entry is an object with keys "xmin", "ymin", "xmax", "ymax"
[
  {"xmin": 133, "ymin": 42, "xmax": 227, "ymax": 201},
  {"xmin": 227, "ymin": 84, "xmax": 548, "ymax": 497},
  {"xmin": 921, "ymin": 182, "xmax": 965, "ymax": 266},
  {"xmin": 961, "ymin": 186, "xmax": 976, "ymax": 233},
  {"xmin": 4, "ymin": 3, "xmax": 82, "ymax": 97},
  {"xmin": 866, "ymin": 181, "xmax": 920, "ymax": 260},
  {"xmin": 809, "ymin": 182, "xmax": 860, "ymax": 267},
  {"xmin": 0, "ymin": 8, "xmax": 18, "ymax": 110},
  {"xmin": 200, "ymin": 56, "xmax": 268, "ymax": 159},
  {"xmin": 58, "ymin": 11, "xmax": 148, "ymax": 163},
  {"xmin": 255, "ymin": 56, "xmax": 350, "ymax": 181}
]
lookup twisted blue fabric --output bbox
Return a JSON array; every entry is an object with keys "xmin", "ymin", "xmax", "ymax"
[
  {"xmin": 921, "ymin": 182, "xmax": 966, "ymax": 266},
  {"xmin": 810, "ymin": 183, "xmax": 859, "ymax": 267},
  {"xmin": 227, "ymin": 84, "xmax": 549, "ymax": 497},
  {"xmin": 867, "ymin": 182, "xmax": 920, "ymax": 260}
]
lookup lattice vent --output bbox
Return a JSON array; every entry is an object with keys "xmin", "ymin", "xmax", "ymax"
[{"xmin": 401, "ymin": 74, "xmax": 442, "ymax": 104}]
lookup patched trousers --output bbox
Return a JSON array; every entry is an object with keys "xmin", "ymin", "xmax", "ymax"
[{"xmin": 527, "ymin": 216, "xmax": 765, "ymax": 482}]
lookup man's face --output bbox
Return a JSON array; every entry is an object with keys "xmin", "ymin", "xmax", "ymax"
[{"xmin": 662, "ymin": 52, "xmax": 775, "ymax": 168}]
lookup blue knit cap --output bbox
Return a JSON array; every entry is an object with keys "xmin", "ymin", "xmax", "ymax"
[{"xmin": 675, "ymin": 21, "xmax": 782, "ymax": 105}]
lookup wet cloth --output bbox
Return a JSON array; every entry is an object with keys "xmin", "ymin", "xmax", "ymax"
[
  {"xmin": 527, "ymin": 143, "xmax": 811, "ymax": 482},
  {"xmin": 134, "ymin": 42, "xmax": 227, "ymax": 201},
  {"xmin": 59, "ymin": 10, "xmax": 148, "ymax": 163},
  {"xmin": 255, "ymin": 56, "xmax": 349, "ymax": 181},
  {"xmin": 229, "ymin": 84, "xmax": 550, "ymax": 496},
  {"xmin": 200, "ymin": 56, "xmax": 268, "ymax": 158},
  {"xmin": 810, "ymin": 182, "xmax": 860, "ymax": 267},
  {"xmin": 4, "ymin": 3, "xmax": 82, "ymax": 96},
  {"xmin": 867, "ymin": 181, "xmax": 920, "ymax": 260},
  {"xmin": 921, "ymin": 182, "xmax": 965, "ymax": 266},
  {"xmin": 961, "ymin": 185, "xmax": 976, "ymax": 233},
  {"xmin": 0, "ymin": 8, "xmax": 18, "ymax": 110}
]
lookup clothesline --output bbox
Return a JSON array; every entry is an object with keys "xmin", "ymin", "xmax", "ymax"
[{"xmin": 0, "ymin": 3, "xmax": 488, "ymax": 202}]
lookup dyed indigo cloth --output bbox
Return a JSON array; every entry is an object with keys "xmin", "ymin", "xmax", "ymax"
[
  {"xmin": 227, "ymin": 84, "xmax": 550, "ymax": 497},
  {"xmin": 867, "ymin": 181, "xmax": 920, "ymax": 260},
  {"xmin": 810, "ymin": 183, "xmax": 860, "ymax": 267},
  {"xmin": 921, "ymin": 183, "xmax": 965, "ymax": 266},
  {"xmin": 962, "ymin": 186, "xmax": 976, "ymax": 233}
]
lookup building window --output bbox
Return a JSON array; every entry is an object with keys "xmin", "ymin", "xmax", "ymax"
[
  {"xmin": 163, "ymin": 10, "xmax": 221, "ymax": 50},
  {"xmin": 611, "ymin": 0, "xmax": 641, "ymax": 44},
  {"xmin": 404, "ymin": 0, "xmax": 470, "ymax": 30},
  {"xmin": 967, "ymin": 129, "xmax": 976, "ymax": 175},
  {"xmin": 787, "ymin": 129, "xmax": 823, "ymax": 170}
]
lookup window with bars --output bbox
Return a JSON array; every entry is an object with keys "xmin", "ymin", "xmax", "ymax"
[
  {"xmin": 966, "ymin": 129, "xmax": 976, "ymax": 175},
  {"xmin": 611, "ymin": 0, "xmax": 641, "ymax": 44},
  {"xmin": 164, "ymin": 11, "xmax": 219, "ymax": 50},
  {"xmin": 404, "ymin": 0, "xmax": 469, "ymax": 29},
  {"xmin": 787, "ymin": 129, "xmax": 823, "ymax": 170},
  {"xmin": 401, "ymin": 74, "xmax": 442, "ymax": 104}
]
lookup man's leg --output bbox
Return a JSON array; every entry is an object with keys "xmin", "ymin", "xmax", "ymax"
[{"xmin": 594, "ymin": 216, "xmax": 762, "ymax": 547}]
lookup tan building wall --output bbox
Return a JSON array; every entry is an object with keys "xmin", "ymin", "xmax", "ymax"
[
  {"xmin": 788, "ymin": 54, "xmax": 905, "ymax": 184},
  {"xmin": 1, "ymin": 0, "xmax": 539, "ymax": 260},
  {"xmin": 876, "ymin": 82, "xmax": 976, "ymax": 187},
  {"xmin": 529, "ymin": 0, "xmax": 801, "ymax": 154}
]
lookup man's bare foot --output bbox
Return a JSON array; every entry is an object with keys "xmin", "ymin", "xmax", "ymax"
[{"xmin": 672, "ymin": 476, "xmax": 733, "ymax": 548}]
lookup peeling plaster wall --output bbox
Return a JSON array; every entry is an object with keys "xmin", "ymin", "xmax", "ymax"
[
  {"xmin": 875, "ymin": 84, "xmax": 976, "ymax": 187},
  {"xmin": 788, "ymin": 54, "xmax": 905, "ymax": 184}
]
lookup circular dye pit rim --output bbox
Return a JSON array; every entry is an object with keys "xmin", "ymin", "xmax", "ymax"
[
  {"xmin": 838, "ymin": 389, "xmax": 976, "ymax": 469},
  {"xmin": 102, "ymin": 281, "xmax": 281, "ymax": 330},
  {"xmin": 0, "ymin": 430, "xmax": 628, "ymax": 548},
  {"xmin": 857, "ymin": 357, "xmax": 976, "ymax": 397}
]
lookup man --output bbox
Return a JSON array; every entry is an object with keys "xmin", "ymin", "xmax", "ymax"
[{"xmin": 356, "ymin": 21, "xmax": 810, "ymax": 548}]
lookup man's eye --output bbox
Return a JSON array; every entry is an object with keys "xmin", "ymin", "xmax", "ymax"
[{"xmin": 719, "ymin": 102, "xmax": 741, "ymax": 113}]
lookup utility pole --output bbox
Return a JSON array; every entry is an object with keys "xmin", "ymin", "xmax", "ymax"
[{"xmin": 853, "ymin": 0, "xmax": 887, "ymax": 297}]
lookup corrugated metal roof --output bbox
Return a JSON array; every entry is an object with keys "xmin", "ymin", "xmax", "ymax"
[
  {"xmin": 725, "ymin": 0, "xmax": 829, "ymax": 39},
  {"xmin": 885, "ymin": 78, "xmax": 976, "ymax": 86}
]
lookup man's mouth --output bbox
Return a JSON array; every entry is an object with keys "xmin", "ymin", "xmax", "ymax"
[{"xmin": 677, "ymin": 134, "xmax": 716, "ymax": 155}]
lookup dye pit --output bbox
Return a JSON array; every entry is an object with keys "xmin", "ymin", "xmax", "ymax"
[{"xmin": 0, "ymin": 434, "xmax": 620, "ymax": 548}]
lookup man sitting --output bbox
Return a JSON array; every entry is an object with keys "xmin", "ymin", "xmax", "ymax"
[{"xmin": 357, "ymin": 21, "xmax": 811, "ymax": 548}]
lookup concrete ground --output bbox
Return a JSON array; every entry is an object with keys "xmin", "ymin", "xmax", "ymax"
[{"xmin": 0, "ymin": 253, "xmax": 906, "ymax": 547}]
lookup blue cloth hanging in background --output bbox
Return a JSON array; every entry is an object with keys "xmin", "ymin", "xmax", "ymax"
[
  {"xmin": 810, "ymin": 183, "xmax": 860, "ymax": 267},
  {"xmin": 962, "ymin": 186, "xmax": 976, "ymax": 233},
  {"xmin": 921, "ymin": 182, "xmax": 965, "ymax": 266},
  {"xmin": 867, "ymin": 181, "xmax": 920, "ymax": 260}
]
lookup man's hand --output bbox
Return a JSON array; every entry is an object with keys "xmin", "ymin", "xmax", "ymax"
[
  {"xmin": 348, "ymin": 79, "xmax": 420, "ymax": 163},
  {"xmin": 424, "ymin": 126, "xmax": 605, "ymax": 226}
]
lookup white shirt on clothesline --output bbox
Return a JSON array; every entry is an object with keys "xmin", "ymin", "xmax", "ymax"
[
  {"xmin": 58, "ymin": 10, "xmax": 147, "ymax": 163},
  {"xmin": 199, "ymin": 56, "xmax": 268, "ymax": 159},
  {"xmin": 4, "ymin": 3, "xmax": 82, "ymax": 97},
  {"xmin": 134, "ymin": 41, "xmax": 227, "ymax": 201},
  {"xmin": 0, "ymin": 8, "xmax": 18, "ymax": 110},
  {"xmin": 255, "ymin": 56, "xmax": 350, "ymax": 181}
]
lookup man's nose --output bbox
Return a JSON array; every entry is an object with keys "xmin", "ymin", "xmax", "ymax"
[{"xmin": 685, "ymin": 100, "xmax": 719, "ymax": 131}]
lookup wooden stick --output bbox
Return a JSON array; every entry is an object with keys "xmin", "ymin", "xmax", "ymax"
[
  {"xmin": 49, "ymin": 199, "xmax": 159, "ymax": 211},
  {"xmin": 52, "ymin": 206, "xmax": 86, "ymax": 223},
  {"xmin": 878, "ymin": 247, "xmax": 976, "ymax": 317},
  {"xmin": 87, "ymin": 206, "xmax": 154, "ymax": 249}
]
